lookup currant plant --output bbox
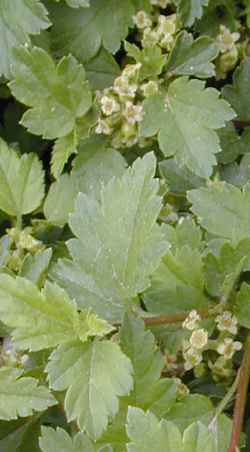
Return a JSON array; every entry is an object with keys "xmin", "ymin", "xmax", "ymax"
[{"xmin": 1, "ymin": 0, "xmax": 250, "ymax": 451}]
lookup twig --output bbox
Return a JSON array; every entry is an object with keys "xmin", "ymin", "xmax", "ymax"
[
  {"xmin": 228, "ymin": 334, "xmax": 250, "ymax": 452},
  {"xmin": 142, "ymin": 308, "xmax": 210, "ymax": 326}
]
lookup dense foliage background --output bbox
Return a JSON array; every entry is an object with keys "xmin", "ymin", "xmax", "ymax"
[{"xmin": 1, "ymin": 0, "xmax": 250, "ymax": 450}]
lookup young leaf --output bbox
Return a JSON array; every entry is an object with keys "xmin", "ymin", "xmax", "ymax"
[
  {"xmin": 165, "ymin": 31, "xmax": 218, "ymax": 79},
  {"xmin": 222, "ymin": 58, "xmax": 250, "ymax": 122},
  {"xmin": 0, "ymin": 275, "xmax": 113, "ymax": 351},
  {"xmin": 48, "ymin": 0, "xmax": 135, "ymax": 63},
  {"xmin": 9, "ymin": 47, "xmax": 92, "ymax": 139},
  {"xmin": 125, "ymin": 42, "xmax": 166, "ymax": 80},
  {"xmin": 0, "ymin": 0, "xmax": 50, "ymax": 78},
  {"xmin": 51, "ymin": 153, "xmax": 167, "ymax": 321},
  {"xmin": 174, "ymin": 0, "xmax": 209, "ymax": 27},
  {"xmin": 46, "ymin": 340, "xmax": 133, "ymax": 439},
  {"xmin": 140, "ymin": 78, "xmax": 235, "ymax": 177},
  {"xmin": 188, "ymin": 182, "xmax": 250, "ymax": 245},
  {"xmin": 0, "ymin": 368, "xmax": 56, "ymax": 420},
  {"xmin": 0, "ymin": 139, "xmax": 44, "ymax": 218},
  {"xmin": 39, "ymin": 427, "xmax": 94, "ymax": 452}
]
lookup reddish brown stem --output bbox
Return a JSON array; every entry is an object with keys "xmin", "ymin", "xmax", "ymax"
[
  {"xmin": 142, "ymin": 308, "xmax": 210, "ymax": 326},
  {"xmin": 233, "ymin": 120, "xmax": 250, "ymax": 129},
  {"xmin": 228, "ymin": 334, "xmax": 250, "ymax": 452}
]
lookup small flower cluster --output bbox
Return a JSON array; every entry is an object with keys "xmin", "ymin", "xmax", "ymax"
[
  {"xmin": 209, "ymin": 311, "xmax": 242, "ymax": 381},
  {"xmin": 182, "ymin": 309, "xmax": 242, "ymax": 382},
  {"xmin": 182, "ymin": 310, "xmax": 209, "ymax": 371},
  {"xmin": 0, "ymin": 337, "xmax": 30, "ymax": 369},
  {"xmin": 216, "ymin": 25, "xmax": 240, "ymax": 79},
  {"xmin": 6, "ymin": 227, "xmax": 44, "ymax": 272},
  {"xmin": 133, "ymin": 10, "xmax": 178, "ymax": 51},
  {"xmin": 96, "ymin": 63, "xmax": 147, "ymax": 148}
]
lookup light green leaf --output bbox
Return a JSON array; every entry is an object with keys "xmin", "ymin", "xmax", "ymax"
[
  {"xmin": 144, "ymin": 245, "xmax": 208, "ymax": 315},
  {"xmin": 48, "ymin": 0, "xmax": 134, "ymax": 63},
  {"xmin": 0, "ymin": 0, "xmax": 50, "ymax": 78},
  {"xmin": 0, "ymin": 367, "xmax": 56, "ymax": 420},
  {"xmin": 174, "ymin": 0, "xmax": 209, "ymax": 27},
  {"xmin": 46, "ymin": 340, "xmax": 133, "ymax": 439},
  {"xmin": 188, "ymin": 182, "xmax": 250, "ymax": 245},
  {"xmin": 126, "ymin": 407, "xmax": 183, "ymax": 452},
  {"xmin": 0, "ymin": 139, "xmax": 44, "ymax": 217},
  {"xmin": 120, "ymin": 314, "xmax": 177, "ymax": 417},
  {"xmin": 222, "ymin": 58, "xmax": 250, "ymax": 122},
  {"xmin": 166, "ymin": 31, "xmax": 218, "ymax": 79},
  {"xmin": 85, "ymin": 48, "xmax": 120, "ymax": 90},
  {"xmin": 140, "ymin": 78, "xmax": 235, "ymax": 177},
  {"xmin": 20, "ymin": 248, "xmax": 52, "ymax": 287},
  {"xmin": 125, "ymin": 42, "xmax": 166, "ymax": 81},
  {"xmin": 51, "ymin": 132, "xmax": 78, "ymax": 179},
  {"xmin": 65, "ymin": 0, "xmax": 90, "ymax": 7},
  {"xmin": 39, "ymin": 427, "xmax": 94, "ymax": 452},
  {"xmin": 51, "ymin": 153, "xmax": 167, "ymax": 321},
  {"xmin": 0, "ymin": 275, "xmax": 113, "ymax": 351},
  {"xmin": 234, "ymin": 282, "xmax": 250, "ymax": 329},
  {"xmin": 44, "ymin": 139, "xmax": 126, "ymax": 226},
  {"xmin": 9, "ymin": 47, "xmax": 92, "ymax": 139}
]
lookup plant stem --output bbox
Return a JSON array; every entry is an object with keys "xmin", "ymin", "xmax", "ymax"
[
  {"xmin": 142, "ymin": 308, "xmax": 210, "ymax": 326},
  {"xmin": 228, "ymin": 333, "xmax": 250, "ymax": 452}
]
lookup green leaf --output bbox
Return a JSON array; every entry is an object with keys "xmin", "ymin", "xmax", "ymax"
[
  {"xmin": 222, "ymin": 58, "xmax": 250, "ymax": 122},
  {"xmin": 0, "ymin": 139, "xmax": 44, "ymax": 217},
  {"xmin": 217, "ymin": 122, "xmax": 246, "ymax": 165},
  {"xmin": 0, "ymin": 417, "xmax": 41, "ymax": 452},
  {"xmin": 51, "ymin": 132, "xmax": 78, "ymax": 179},
  {"xmin": 165, "ymin": 31, "xmax": 218, "ymax": 79},
  {"xmin": 20, "ymin": 248, "xmax": 52, "ymax": 287},
  {"xmin": 44, "ymin": 139, "xmax": 126, "ymax": 226},
  {"xmin": 165, "ymin": 394, "xmax": 213, "ymax": 431},
  {"xmin": 85, "ymin": 48, "xmax": 120, "ymax": 90},
  {"xmin": 144, "ymin": 244, "xmax": 208, "ymax": 315},
  {"xmin": 204, "ymin": 240, "xmax": 248, "ymax": 298},
  {"xmin": 188, "ymin": 182, "xmax": 250, "ymax": 245},
  {"xmin": 46, "ymin": 340, "xmax": 133, "ymax": 439},
  {"xmin": 51, "ymin": 153, "xmax": 167, "ymax": 321},
  {"xmin": 0, "ymin": 275, "xmax": 113, "ymax": 351},
  {"xmin": 39, "ymin": 427, "xmax": 94, "ymax": 452},
  {"xmin": 65, "ymin": 0, "xmax": 90, "ymax": 7},
  {"xmin": 0, "ymin": 0, "xmax": 50, "ymax": 78},
  {"xmin": 0, "ymin": 367, "xmax": 56, "ymax": 420},
  {"xmin": 140, "ymin": 78, "xmax": 235, "ymax": 177},
  {"xmin": 126, "ymin": 407, "xmax": 216, "ymax": 452},
  {"xmin": 234, "ymin": 282, "xmax": 250, "ymax": 329},
  {"xmin": 162, "ymin": 219, "xmax": 204, "ymax": 252},
  {"xmin": 159, "ymin": 159, "xmax": 206, "ymax": 193},
  {"xmin": 174, "ymin": 0, "xmax": 209, "ymax": 27},
  {"xmin": 9, "ymin": 47, "xmax": 92, "ymax": 140},
  {"xmin": 220, "ymin": 154, "xmax": 250, "ymax": 187},
  {"xmin": 126, "ymin": 407, "xmax": 183, "ymax": 452},
  {"xmin": 48, "ymin": 0, "xmax": 134, "ymax": 63},
  {"xmin": 44, "ymin": 174, "xmax": 78, "ymax": 227},
  {"xmin": 125, "ymin": 42, "xmax": 166, "ymax": 81},
  {"xmin": 120, "ymin": 314, "xmax": 177, "ymax": 416}
]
